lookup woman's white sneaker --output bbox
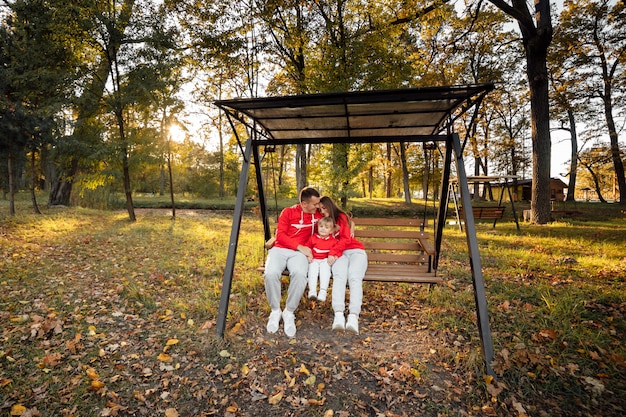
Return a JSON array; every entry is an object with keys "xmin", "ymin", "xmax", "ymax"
[
  {"xmin": 332, "ymin": 312, "xmax": 345, "ymax": 331},
  {"xmin": 282, "ymin": 310, "xmax": 297, "ymax": 338},
  {"xmin": 346, "ymin": 314, "xmax": 359, "ymax": 334}
]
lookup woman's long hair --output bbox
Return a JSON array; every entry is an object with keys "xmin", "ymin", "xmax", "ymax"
[{"xmin": 320, "ymin": 196, "xmax": 346, "ymax": 224}]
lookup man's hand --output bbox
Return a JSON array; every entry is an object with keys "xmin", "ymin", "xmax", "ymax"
[{"xmin": 297, "ymin": 244, "xmax": 312, "ymax": 258}]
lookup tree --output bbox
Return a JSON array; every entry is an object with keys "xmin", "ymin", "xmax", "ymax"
[
  {"xmin": 577, "ymin": 144, "xmax": 623, "ymax": 203},
  {"xmin": 306, "ymin": 0, "xmax": 423, "ymax": 206},
  {"xmin": 0, "ymin": 0, "xmax": 81, "ymax": 214},
  {"xmin": 47, "ymin": 0, "xmax": 137, "ymax": 207},
  {"xmin": 485, "ymin": 0, "xmax": 554, "ymax": 223},
  {"xmin": 556, "ymin": 0, "xmax": 626, "ymax": 204},
  {"xmin": 548, "ymin": 6, "xmax": 588, "ymax": 202},
  {"xmin": 256, "ymin": 0, "xmax": 313, "ymax": 193}
]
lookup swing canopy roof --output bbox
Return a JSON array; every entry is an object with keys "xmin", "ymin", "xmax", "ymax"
[{"xmin": 214, "ymin": 83, "xmax": 495, "ymax": 145}]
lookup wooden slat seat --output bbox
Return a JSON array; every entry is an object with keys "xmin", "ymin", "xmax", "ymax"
[
  {"xmin": 353, "ymin": 217, "xmax": 440, "ymax": 284},
  {"xmin": 259, "ymin": 217, "xmax": 441, "ymax": 284}
]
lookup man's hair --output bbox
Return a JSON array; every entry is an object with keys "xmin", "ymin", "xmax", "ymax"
[{"xmin": 299, "ymin": 187, "xmax": 320, "ymax": 202}]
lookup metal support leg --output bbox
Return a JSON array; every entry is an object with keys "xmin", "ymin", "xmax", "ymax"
[
  {"xmin": 216, "ymin": 138, "xmax": 253, "ymax": 338},
  {"xmin": 452, "ymin": 133, "xmax": 495, "ymax": 377}
]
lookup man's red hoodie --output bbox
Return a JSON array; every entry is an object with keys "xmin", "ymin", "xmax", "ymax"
[{"xmin": 274, "ymin": 204, "xmax": 324, "ymax": 250}]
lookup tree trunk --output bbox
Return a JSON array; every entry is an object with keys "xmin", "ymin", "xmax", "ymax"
[
  {"xmin": 218, "ymin": 116, "xmax": 225, "ymax": 199},
  {"xmin": 116, "ymin": 110, "xmax": 136, "ymax": 222},
  {"xmin": 368, "ymin": 163, "xmax": 373, "ymax": 199},
  {"xmin": 566, "ymin": 109, "xmax": 578, "ymax": 201},
  {"xmin": 602, "ymin": 88, "xmax": 626, "ymax": 204},
  {"xmin": 8, "ymin": 151, "xmax": 15, "ymax": 216},
  {"xmin": 167, "ymin": 140, "xmax": 175, "ymax": 219},
  {"xmin": 423, "ymin": 147, "xmax": 430, "ymax": 201},
  {"xmin": 160, "ymin": 164, "xmax": 165, "ymax": 196},
  {"xmin": 49, "ymin": 157, "xmax": 77, "ymax": 206},
  {"xmin": 527, "ymin": 49, "xmax": 552, "ymax": 223},
  {"xmin": 584, "ymin": 163, "xmax": 607, "ymax": 203},
  {"xmin": 400, "ymin": 142, "xmax": 411, "ymax": 204},
  {"xmin": 296, "ymin": 144, "xmax": 306, "ymax": 192},
  {"xmin": 490, "ymin": 0, "xmax": 553, "ymax": 223},
  {"xmin": 122, "ymin": 146, "xmax": 136, "ymax": 222},
  {"xmin": 29, "ymin": 150, "xmax": 41, "ymax": 214}
]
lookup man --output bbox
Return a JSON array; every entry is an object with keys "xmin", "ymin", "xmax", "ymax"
[{"xmin": 264, "ymin": 187, "xmax": 323, "ymax": 337}]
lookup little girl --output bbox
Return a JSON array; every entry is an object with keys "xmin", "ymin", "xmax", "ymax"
[{"xmin": 305, "ymin": 216, "xmax": 337, "ymax": 302}]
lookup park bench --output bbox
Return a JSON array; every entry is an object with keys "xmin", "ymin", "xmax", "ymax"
[
  {"xmin": 260, "ymin": 217, "xmax": 441, "ymax": 284},
  {"xmin": 459, "ymin": 206, "xmax": 505, "ymax": 220}
]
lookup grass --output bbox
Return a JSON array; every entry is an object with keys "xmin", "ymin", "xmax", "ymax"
[{"xmin": 1, "ymin": 192, "xmax": 625, "ymax": 416}]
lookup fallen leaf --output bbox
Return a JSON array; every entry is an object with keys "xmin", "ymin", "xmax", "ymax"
[
  {"xmin": 481, "ymin": 405, "xmax": 497, "ymax": 416},
  {"xmin": 91, "ymin": 380, "xmax": 105, "ymax": 389},
  {"xmin": 166, "ymin": 338, "xmax": 179, "ymax": 346},
  {"xmin": 229, "ymin": 320, "xmax": 244, "ymax": 334},
  {"xmin": 583, "ymin": 376, "xmax": 605, "ymax": 396},
  {"xmin": 486, "ymin": 381, "xmax": 503, "ymax": 397},
  {"xmin": 38, "ymin": 353, "xmax": 62, "ymax": 369},
  {"xmin": 10, "ymin": 404, "xmax": 26, "ymax": 416},
  {"xmin": 86, "ymin": 367, "xmax": 99, "ymax": 380},
  {"xmin": 164, "ymin": 408, "xmax": 179, "ymax": 417},
  {"xmin": 157, "ymin": 353, "xmax": 172, "ymax": 362},
  {"xmin": 308, "ymin": 398, "xmax": 327, "ymax": 406},
  {"xmin": 299, "ymin": 364, "xmax": 310, "ymax": 375},
  {"xmin": 512, "ymin": 399, "xmax": 529, "ymax": 417},
  {"xmin": 538, "ymin": 329, "xmax": 557, "ymax": 341},
  {"xmin": 268, "ymin": 391, "xmax": 284, "ymax": 405}
]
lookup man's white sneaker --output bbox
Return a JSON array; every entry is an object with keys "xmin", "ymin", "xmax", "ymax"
[
  {"xmin": 317, "ymin": 289, "xmax": 327, "ymax": 302},
  {"xmin": 282, "ymin": 310, "xmax": 297, "ymax": 338},
  {"xmin": 332, "ymin": 312, "xmax": 345, "ymax": 331},
  {"xmin": 266, "ymin": 310, "xmax": 282, "ymax": 334},
  {"xmin": 346, "ymin": 314, "xmax": 359, "ymax": 334}
]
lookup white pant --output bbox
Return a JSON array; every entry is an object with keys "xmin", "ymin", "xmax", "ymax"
[
  {"xmin": 331, "ymin": 249, "xmax": 368, "ymax": 316},
  {"xmin": 308, "ymin": 259, "xmax": 331, "ymax": 294},
  {"xmin": 264, "ymin": 247, "xmax": 308, "ymax": 312}
]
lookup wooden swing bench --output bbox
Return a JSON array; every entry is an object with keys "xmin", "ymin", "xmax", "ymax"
[
  {"xmin": 459, "ymin": 206, "xmax": 505, "ymax": 221},
  {"xmin": 260, "ymin": 217, "xmax": 442, "ymax": 284},
  {"xmin": 354, "ymin": 217, "xmax": 441, "ymax": 284}
]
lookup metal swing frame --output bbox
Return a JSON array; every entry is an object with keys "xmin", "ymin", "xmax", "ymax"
[{"xmin": 213, "ymin": 83, "xmax": 497, "ymax": 376}]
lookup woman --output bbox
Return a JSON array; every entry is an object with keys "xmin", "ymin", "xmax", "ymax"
[{"xmin": 319, "ymin": 196, "xmax": 368, "ymax": 334}]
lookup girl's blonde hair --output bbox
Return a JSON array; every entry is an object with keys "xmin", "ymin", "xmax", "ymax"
[{"xmin": 317, "ymin": 216, "xmax": 334, "ymax": 227}]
